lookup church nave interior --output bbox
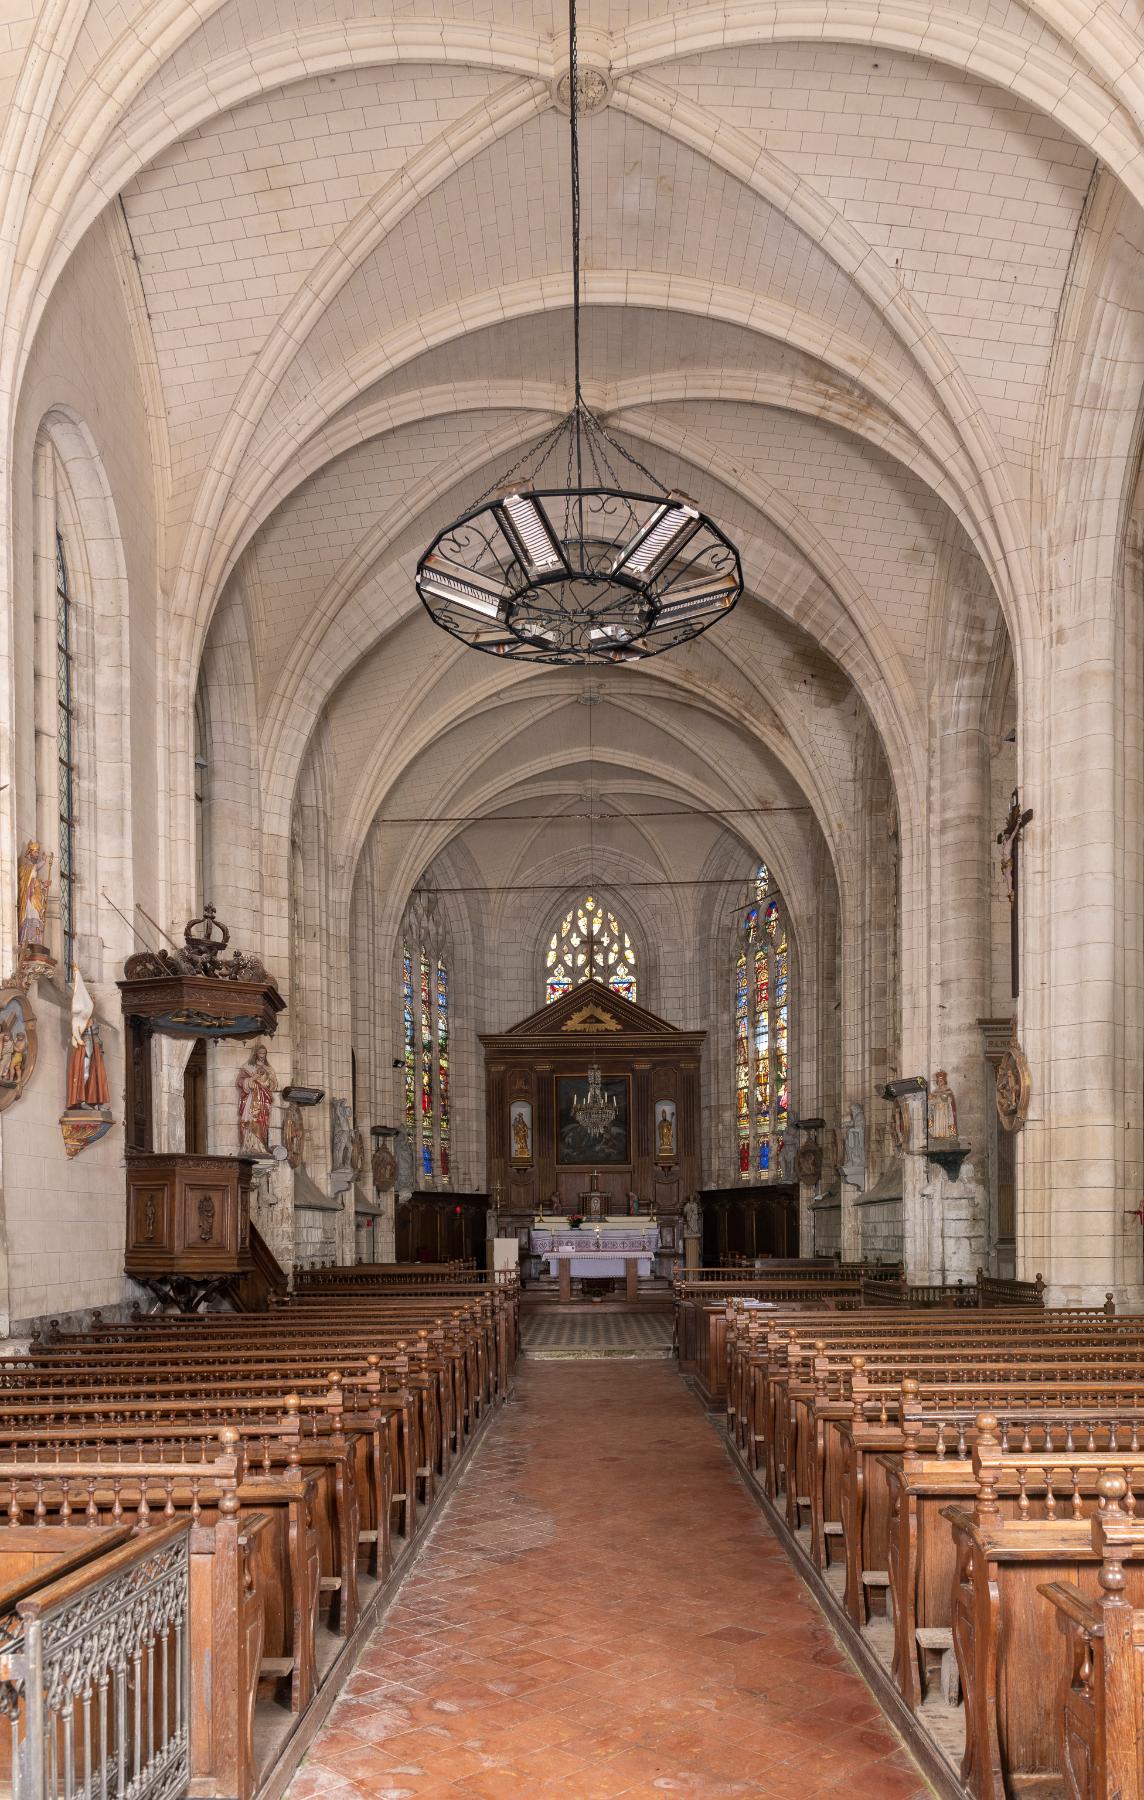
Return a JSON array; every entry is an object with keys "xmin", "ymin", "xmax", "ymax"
[{"xmin": 0, "ymin": 0, "xmax": 1143, "ymax": 1790}]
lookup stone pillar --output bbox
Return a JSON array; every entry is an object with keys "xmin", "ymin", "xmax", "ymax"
[
  {"xmin": 1019, "ymin": 590, "xmax": 1143, "ymax": 1308},
  {"xmin": 924, "ymin": 670, "xmax": 991, "ymax": 1281}
]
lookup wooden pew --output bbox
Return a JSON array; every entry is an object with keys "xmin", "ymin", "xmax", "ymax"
[
  {"xmin": 0, "ymin": 1434, "xmax": 268, "ymax": 1800},
  {"xmin": 945, "ymin": 1417, "xmax": 1144, "ymax": 1800},
  {"xmin": 0, "ymin": 1273, "xmax": 519, "ymax": 1800},
  {"xmin": 1040, "ymin": 1472, "xmax": 1144, "ymax": 1800}
]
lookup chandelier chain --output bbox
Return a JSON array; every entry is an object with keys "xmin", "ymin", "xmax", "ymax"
[{"xmin": 413, "ymin": 0, "xmax": 743, "ymax": 666}]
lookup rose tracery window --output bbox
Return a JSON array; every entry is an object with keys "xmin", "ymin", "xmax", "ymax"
[{"xmin": 545, "ymin": 895, "xmax": 637, "ymax": 1004}]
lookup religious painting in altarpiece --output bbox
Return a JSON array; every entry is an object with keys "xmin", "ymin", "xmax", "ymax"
[{"xmin": 555, "ymin": 1074, "xmax": 631, "ymax": 1166}]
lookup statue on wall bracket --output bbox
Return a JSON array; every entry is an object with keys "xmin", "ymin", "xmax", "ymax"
[
  {"xmin": 16, "ymin": 840, "xmax": 55, "ymax": 982},
  {"xmin": 927, "ymin": 1070, "xmax": 959, "ymax": 1141},
  {"xmin": 236, "ymin": 1043, "xmax": 279, "ymax": 1157},
  {"xmin": 282, "ymin": 1101, "xmax": 306, "ymax": 1170},
  {"xmin": 59, "ymin": 968, "xmax": 112, "ymax": 1156},
  {"xmin": 370, "ymin": 1132, "xmax": 397, "ymax": 1192},
  {"xmin": 838, "ymin": 1103, "xmax": 866, "ymax": 1189}
]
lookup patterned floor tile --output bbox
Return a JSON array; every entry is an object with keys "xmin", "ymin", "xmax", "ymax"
[{"xmin": 287, "ymin": 1362, "xmax": 934, "ymax": 1799}]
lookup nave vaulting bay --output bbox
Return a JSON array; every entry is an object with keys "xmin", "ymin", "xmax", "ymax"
[{"xmin": 288, "ymin": 1361, "xmax": 930, "ymax": 1800}]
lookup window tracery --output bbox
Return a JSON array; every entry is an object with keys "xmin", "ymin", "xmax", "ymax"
[{"xmin": 544, "ymin": 895, "xmax": 637, "ymax": 1004}]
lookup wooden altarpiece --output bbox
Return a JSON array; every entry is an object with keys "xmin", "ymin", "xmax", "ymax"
[{"xmin": 482, "ymin": 980, "xmax": 704, "ymax": 1219}]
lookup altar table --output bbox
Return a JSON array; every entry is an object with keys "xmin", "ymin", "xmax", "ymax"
[
  {"xmin": 543, "ymin": 1250, "xmax": 655, "ymax": 1279},
  {"xmin": 542, "ymin": 1245, "xmax": 654, "ymax": 1301}
]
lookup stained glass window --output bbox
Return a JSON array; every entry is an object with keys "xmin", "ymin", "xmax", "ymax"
[
  {"xmin": 735, "ymin": 865, "xmax": 793, "ymax": 1178},
  {"xmin": 436, "ymin": 957, "xmax": 450, "ymax": 1179},
  {"xmin": 402, "ymin": 944, "xmax": 415, "ymax": 1131},
  {"xmin": 735, "ymin": 950, "xmax": 750, "ymax": 1174},
  {"xmin": 544, "ymin": 895, "xmax": 637, "ymax": 1003},
  {"xmin": 401, "ymin": 930, "xmax": 452, "ymax": 1185},
  {"xmin": 55, "ymin": 533, "xmax": 77, "ymax": 978},
  {"xmin": 419, "ymin": 947, "xmax": 433, "ymax": 1176}
]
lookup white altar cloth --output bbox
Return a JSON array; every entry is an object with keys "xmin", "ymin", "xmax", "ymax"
[
  {"xmin": 532, "ymin": 1226, "xmax": 659, "ymax": 1256},
  {"xmin": 544, "ymin": 1249, "xmax": 654, "ymax": 1278}
]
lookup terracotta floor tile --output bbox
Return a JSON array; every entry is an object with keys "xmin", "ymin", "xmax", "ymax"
[{"xmin": 285, "ymin": 1360, "xmax": 930, "ymax": 1800}]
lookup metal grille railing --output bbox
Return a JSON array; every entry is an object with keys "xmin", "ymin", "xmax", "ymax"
[{"xmin": 0, "ymin": 1522, "xmax": 190, "ymax": 1800}]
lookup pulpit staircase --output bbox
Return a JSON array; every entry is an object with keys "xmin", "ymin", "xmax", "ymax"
[{"xmin": 227, "ymin": 1223, "xmax": 289, "ymax": 1311}]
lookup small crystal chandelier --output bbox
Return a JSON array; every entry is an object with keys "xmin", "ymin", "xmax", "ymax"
[
  {"xmin": 414, "ymin": 0, "xmax": 744, "ymax": 665},
  {"xmin": 574, "ymin": 1064, "xmax": 617, "ymax": 1141}
]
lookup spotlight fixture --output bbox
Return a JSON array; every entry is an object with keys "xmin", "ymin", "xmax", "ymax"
[{"xmin": 414, "ymin": 0, "xmax": 743, "ymax": 665}]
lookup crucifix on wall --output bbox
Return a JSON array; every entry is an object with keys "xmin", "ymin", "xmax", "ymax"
[{"xmin": 997, "ymin": 788, "xmax": 1033, "ymax": 999}]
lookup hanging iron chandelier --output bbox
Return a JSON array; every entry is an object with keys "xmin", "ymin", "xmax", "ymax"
[
  {"xmin": 574, "ymin": 1063, "xmax": 617, "ymax": 1141},
  {"xmin": 414, "ymin": 0, "xmax": 744, "ymax": 665}
]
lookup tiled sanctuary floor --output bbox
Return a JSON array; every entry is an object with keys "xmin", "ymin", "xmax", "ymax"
[
  {"xmin": 521, "ymin": 1310, "xmax": 673, "ymax": 1354},
  {"xmin": 287, "ymin": 1361, "xmax": 932, "ymax": 1800}
]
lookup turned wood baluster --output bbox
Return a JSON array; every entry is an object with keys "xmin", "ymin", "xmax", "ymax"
[
  {"xmin": 284, "ymin": 1396, "xmax": 303, "ymax": 1470},
  {"xmin": 973, "ymin": 1414, "xmax": 1003, "ymax": 1520}
]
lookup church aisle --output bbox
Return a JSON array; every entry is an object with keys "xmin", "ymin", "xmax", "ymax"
[{"xmin": 287, "ymin": 1362, "xmax": 932, "ymax": 1800}]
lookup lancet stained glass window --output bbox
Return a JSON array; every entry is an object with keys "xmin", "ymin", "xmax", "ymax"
[
  {"xmin": 545, "ymin": 895, "xmax": 637, "ymax": 1003},
  {"xmin": 402, "ymin": 944, "xmax": 416, "ymax": 1131},
  {"xmin": 419, "ymin": 947, "xmax": 433, "ymax": 1176},
  {"xmin": 735, "ymin": 864, "xmax": 793, "ymax": 1177},
  {"xmin": 400, "ymin": 932, "xmax": 451, "ymax": 1185},
  {"xmin": 436, "ymin": 957, "xmax": 450, "ymax": 1179},
  {"xmin": 735, "ymin": 950, "xmax": 750, "ymax": 1171}
]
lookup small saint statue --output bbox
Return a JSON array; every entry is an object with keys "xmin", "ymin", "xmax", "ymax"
[
  {"xmin": 283, "ymin": 1102, "xmax": 306, "ymax": 1171},
  {"xmin": 370, "ymin": 1137, "xmax": 396, "ymax": 1190},
  {"xmin": 66, "ymin": 969, "xmax": 110, "ymax": 1110},
  {"xmin": 840, "ymin": 1103, "xmax": 866, "ymax": 1189},
  {"xmin": 512, "ymin": 1108, "xmax": 531, "ymax": 1161},
  {"xmin": 656, "ymin": 1106, "xmax": 675, "ymax": 1159},
  {"xmin": 928, "ymin": 1070, "xmax": 959, "ymax": 1143},
  {"xmin": 395, "ymin": 1129, "xmax": 415, "ymax": 1198},
  {"xmin": 682, "ymin": 1195, "xmax": 702, "ymax": 1239},
  {"xmin": 331, "ymin": 1098, "xmax": 354, "ymax": 1173},
  {"xmin": 17, "ymin": 841, "xmax": 53, "ymax": 947},
  {"xmin": 236, "ymin": 1044, "xmax": 278, "ymax": 1156}
]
